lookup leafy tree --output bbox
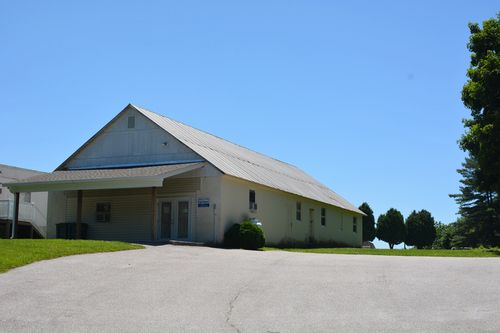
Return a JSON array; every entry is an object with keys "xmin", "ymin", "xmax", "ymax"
[
  {"xmin": 376, "ymin": 208, "xmax": 405, "ymax": 249},
  {"xmin": 359, "ymin": 202, "xmax": 376, "ymax": 242},
  {"xmin": 460, "ymin": 15, "xmax": 500, "ymax": 194},
  {"xmin": 405, "ymin": 210, "xmax": 437, "ymax": 249},
  {"xmin": 450, "ymin": 157, "xmax": 500, "ymax": 247},
  {"xmin": 432, "ymin": 222, "xmax": 455, "ymax": 249}
]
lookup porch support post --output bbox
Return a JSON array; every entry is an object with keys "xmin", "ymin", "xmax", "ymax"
[
  {"xmin": 10, "ymin": 192, "xmax": 20, "ymax": 239},
  {"xmin": 76, "ymin": 190, "xmax": 83, "ymax": 239},
  {"xmin": 151, "ymin": 187, "xmax": 157, "ymax": 241}
]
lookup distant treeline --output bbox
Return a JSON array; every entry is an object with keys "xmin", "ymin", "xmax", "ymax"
[{"xmin": 362, "ymin": 14, "xmax": 500, "ymax": 250}]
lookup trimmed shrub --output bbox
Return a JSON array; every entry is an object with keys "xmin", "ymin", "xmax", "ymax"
[
  {"xmin": 240, "ymin": 220, "xmax": 265, "ymax": 250},
  {"xmin": 224, "ymin": 223, "xmax": 241, "ymax": 249}
]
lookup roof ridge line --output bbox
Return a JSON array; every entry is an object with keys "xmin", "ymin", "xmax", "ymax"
[
  {"xmin": 129, "ymin": 104, "xmax": 363, "ymax": 215},
  {"xmin": 131, "ymin": 104, "xmax": 300, "ymax": 169}
]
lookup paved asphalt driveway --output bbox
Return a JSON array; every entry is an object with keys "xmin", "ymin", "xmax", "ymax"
[{"xmin": 0, "ymin": 245, "xmax": 499, "ymax": 333}]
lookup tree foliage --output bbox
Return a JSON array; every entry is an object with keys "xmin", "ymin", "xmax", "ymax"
[
  {"xmin": 450, "ymin": 157, "xmax": 500, "ymax": 247},
  {"xmin": 451, "ymin": 14, "xmax": 500, "ymax": 248},
  {"xmin": 359, "ymin": 202, "xmax": 376, "ymax": 242},
  {"xmin": 460, "ymin": 14, "xmax": 500, "ymax": 194},
  {"xmin": 432, "ymin": 222, "xmax": 455, "ymax": 249},
  {"xmin": 405, "ymin": 210, "xmax": 437, "ymax": 249},
  {"xmin": 376, "ymin": 208, "xmax": 405, "ymax": 249}
]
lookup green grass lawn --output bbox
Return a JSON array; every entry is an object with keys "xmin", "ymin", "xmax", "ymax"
[
  {"xmin": 0, "ymin": 239, "xmax": 144, "ymax": 273},
  {"xmin": 263, "ymin": 247, "xmax": 500, "ymax": 257}
]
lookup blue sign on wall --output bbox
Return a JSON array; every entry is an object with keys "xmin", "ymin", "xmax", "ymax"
[{"xmin": 198, "ymin": 198, "xmax": 210, "ymax": 208}]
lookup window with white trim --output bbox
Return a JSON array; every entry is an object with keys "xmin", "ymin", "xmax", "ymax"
[{"xmin": 353, "ymin": 217, "xmax": 358, "ymax": 233}]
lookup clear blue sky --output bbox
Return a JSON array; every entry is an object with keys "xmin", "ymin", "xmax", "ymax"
[{"xmin": 1, "ymin": 1, "xmax": 498, "ymax": 248}]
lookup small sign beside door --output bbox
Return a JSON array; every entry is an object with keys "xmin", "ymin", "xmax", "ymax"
[{"xmin": 198, "ymin": 198, "xmax": 210, "ymax": 208}]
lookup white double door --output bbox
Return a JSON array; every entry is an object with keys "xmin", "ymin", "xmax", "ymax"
[{"xmin": 158, "ymin": 198, "xmax": 191, "ymax": 241}]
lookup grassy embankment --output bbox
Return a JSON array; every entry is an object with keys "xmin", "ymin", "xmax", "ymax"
[
  {"xmin": 263, "ymin": 247, "xmax": 500, "ymax": 257},
  {"xmin": 0, "ymin": 239, "xmax": 143, "ymax": 273}
]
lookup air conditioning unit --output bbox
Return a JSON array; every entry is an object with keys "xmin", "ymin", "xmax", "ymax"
[{"xmin": 249, "ymin": 202, "xmax": 258, "ymax": 211}]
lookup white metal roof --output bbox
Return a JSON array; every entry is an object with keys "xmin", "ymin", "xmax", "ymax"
[{"xmin": 132, "ymin": 105, "xmax": 363, "ymax": 215}]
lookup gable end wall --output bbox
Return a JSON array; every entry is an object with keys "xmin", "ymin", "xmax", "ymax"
[{"xmin": 64, "ymin": 107, "xmax": 202, "ymax": 169}]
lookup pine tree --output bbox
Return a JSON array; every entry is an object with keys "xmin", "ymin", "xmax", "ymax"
[
  {"xmin": 376, "ymin": 208, "xmax": 405, "ymax": 249},
  {"xmin": 405, "ymin": 210, "xmax": 437, "ymax": 249},
  {"xmin": 359, "ymin": 202, "xmax": 376, "ymax": 242},
  {"xmin": 450, "ymin": 157, "xmax": 500, "ymax": 247},
  {"xmin": 460, "ymin": 14, "xmax": 500, "ymax": 194}
]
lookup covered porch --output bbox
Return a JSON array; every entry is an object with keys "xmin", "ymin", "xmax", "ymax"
[{"xmin": 3, "ymin": 163, "xmax": 206, "ymax": 242}]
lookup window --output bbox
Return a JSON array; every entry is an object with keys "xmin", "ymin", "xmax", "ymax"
[
  {"xmin": 296, "ymin": 202, "xmax": 302, "ymax": 221},
  {"xmin": 23, "ymin": 192, "xmax": 31, "ymax": 203},
  {"xmin": 249, "ymin": 190, "xmax": 257, "ymax": 210},
  {"xmin": 353, "ymin": 217, "xmax": 358, "ymax": 233},
  {"xmin": 128, "ymin": 116, "xmax": 135, "ymax": 129},
  {"xmin": 0, "ymin": 187, "xmax": 2, "ymax": 195},
  {"xmin": 96, "ymin": 203, "xmax": 111, "ymax": 223},
  {"xmin": 321, "ymin": 208, "xmax": 326, "ymax": 226}
]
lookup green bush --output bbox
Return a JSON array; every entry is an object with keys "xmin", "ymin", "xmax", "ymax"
[
  {"xmin": 223, "ymin": 220, "xmax": 266, "ymax": 250},
  {"xmin": 224, "ymin": 223, "xmax": 241, "ymax": 249},
  {"xmin": 240, "ymin": 220, "xmax": 265, "ymax": 250}
]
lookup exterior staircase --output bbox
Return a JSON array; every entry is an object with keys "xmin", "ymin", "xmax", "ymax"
[{"xmin": 0, "ymin": 200, "xmax": 45, "ymax": 238}]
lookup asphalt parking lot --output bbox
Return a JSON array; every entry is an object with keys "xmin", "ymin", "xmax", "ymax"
[{"xmin": 0, "ymin": 245, "xmax": 499, "ymax": 333}]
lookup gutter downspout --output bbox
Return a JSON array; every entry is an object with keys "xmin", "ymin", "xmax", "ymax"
[{"xmin": 212, "ymin": 203, "xmax": 217, "ymax": 244}]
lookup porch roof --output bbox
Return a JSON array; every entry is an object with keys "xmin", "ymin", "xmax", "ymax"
[{"xmin": 2, "ymin": 162, "xmax": 205, "ymax": 192}]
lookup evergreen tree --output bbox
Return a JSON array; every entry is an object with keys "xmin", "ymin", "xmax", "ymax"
[
  {"xmin": 452, "ymin": 15, "xmax": 500, "ymax": 248},
  {"xmin": 376, "ymin": 208, "xmax": 405, "ymax": 249},
  {"xmin": 460, "ymin": 14, "xmax": 500, "ymax": 194},
  {"xmin": 359, "ymin": 202, "xmax": 376, "ymax": 242},
  {"xmin": 450, "ymin": 157, "xmax": 500, "ymax": 247},
  {"xmin": 405, "ymin": 210, "xmax": 437, "ymax": 249}
]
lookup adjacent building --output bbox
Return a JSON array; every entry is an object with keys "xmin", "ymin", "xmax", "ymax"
[
  {"xmin": 0, "ymin": 164, "xmax": 47, "ymax": 238},
  {"xmin": 4, "ymin": 104, "xmax": 363, "ymax": 246}
]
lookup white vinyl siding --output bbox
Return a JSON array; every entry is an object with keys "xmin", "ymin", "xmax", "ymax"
[
  {"xmin": 64, "ymin": 109, "xmax": 202, "ymax": 170},
  {"xmin": 128, "ymin": 116, "xmax": 135, "ymax": 129},
  {"xmin": 157, "ymin": 178, "xmax": 200, "ymax": 195},
  {"xmin": 61, "ymin": 175, "xmax": 210, "ymax": 243},
  {"xmin": 220, "ymin": 176, "xmax": 363, "ymax": 247},
  {"xmin": 65, "ymin": 188, "xmax": 152, "ymax": 242}
]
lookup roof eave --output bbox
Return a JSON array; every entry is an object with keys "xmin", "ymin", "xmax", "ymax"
[{"xmin": 4, "ymin": 162, "xmax": 206, "ymax": 193}]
